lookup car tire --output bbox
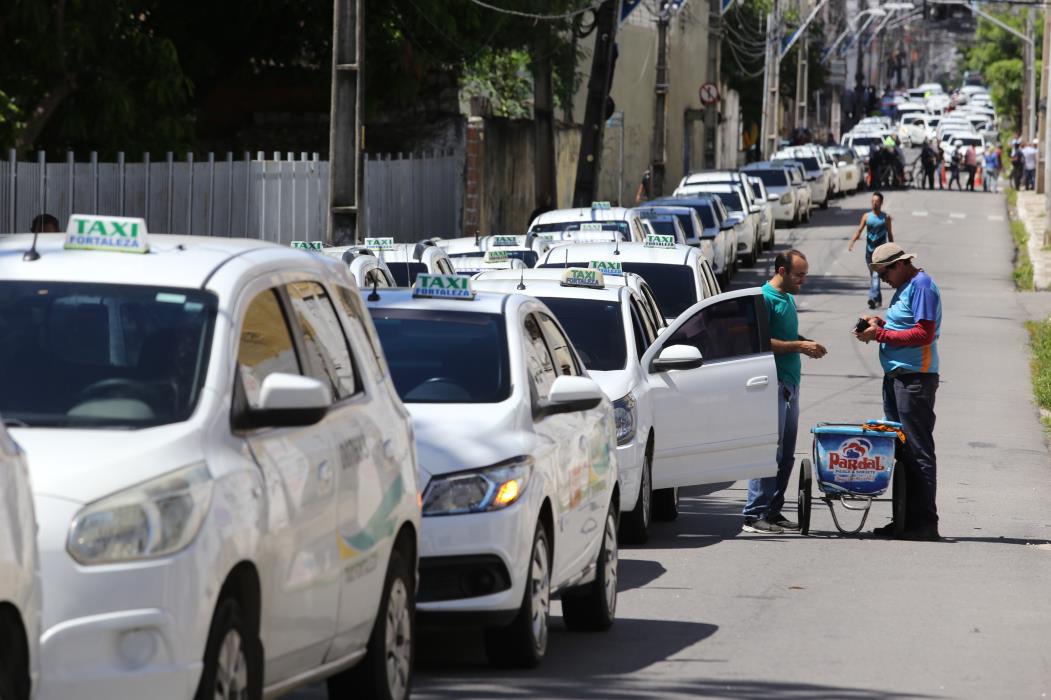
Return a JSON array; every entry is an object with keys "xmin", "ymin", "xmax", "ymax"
[
  {"xmin": 619, "ymin": 452, "xmax": 652, "ymax": 545},
  {"xmin": 652, "ymin": 486, "xmax": 679, "ymax": 521},
  {"xmin": 484, "ymin": 524, "xmax": 551, "ymax": 668},
  {"xmin": 562, "ymin": 506, "xmax": 618, "ymax": 632},
  {"xmin": 0, "ymin": 610, "xmax": 30, "ymax": 700},
  {"xmin": 194, "ymin": 597, "xmax": 263, "ymax": 700},
  {"xmin": 328, "ymin": 548, "xmax": 415, "ymax": 700}
]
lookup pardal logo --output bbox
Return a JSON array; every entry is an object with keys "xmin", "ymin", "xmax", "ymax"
[{"xmin": 828, "ymin": 438, "xmax": 887, "ymax": 472}]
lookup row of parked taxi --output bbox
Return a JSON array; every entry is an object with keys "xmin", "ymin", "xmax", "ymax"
[{"xmin": 0, "ymin": 180, "xmax": 810, "ymax": 699}]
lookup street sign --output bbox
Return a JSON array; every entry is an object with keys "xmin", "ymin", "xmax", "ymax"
[{"xmin": 699, "ymin": 82, "xmax": 720, "ymax": 106}]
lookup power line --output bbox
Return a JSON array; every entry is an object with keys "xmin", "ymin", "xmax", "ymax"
[{"xmin": 462, "ymin": 0, "xmax": 603, "ymax": 20}]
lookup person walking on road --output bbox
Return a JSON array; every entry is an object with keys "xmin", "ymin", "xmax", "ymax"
[
  {"xmin": 964, "ymin": 143, "xmax": 977, "ymax": 191},
  {"xmin": 947, "ymin": 143, "xmax": 963, "ymax": 191},
  {"xmin": 982, "ymin": 146, "xmax": 1001, "ymax": 193},
  {"xmin": 1011, "ymin": 142, "xmax": 1024, "ymax": 190},
  {"xmin": 848, "ymin": 192, "xmax": 894, "ymax": 309},
  {"xmin": 854, "ymin": 243, "xmax": 942, "ymax": 541},
  {"xmin": 742, "ymin": 250, "xmax": 827, "ymax": 534},
  {"xmin": 920, "ymin": 140, "xmax": 937, "ymax": 190},
  {"xmin": 1022, "ymin": 141, "xmax": 1039, "ymax": 190}
]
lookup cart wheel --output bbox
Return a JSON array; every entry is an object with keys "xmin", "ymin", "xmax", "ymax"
[
  {"xmin": 797, "ymin": 458, "xmax": 813, "ymax": 536},
  {"xmin": 892, "ymin": 460, "xmax": 907, "ymax": 536}
]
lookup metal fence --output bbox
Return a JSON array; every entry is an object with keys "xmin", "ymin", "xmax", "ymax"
[
  {"xmin": 0, "ymin": 149, "xmax": 463, "ymax": 245},
  {"xmin": 363, "ymin": 150, "xmax": 463, "ymax": 241}
]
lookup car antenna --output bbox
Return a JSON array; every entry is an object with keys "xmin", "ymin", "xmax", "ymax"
[
  {"xmin": 367, "ymin": 278, "xmax": 381, "ymax": 302},
  {"xmin": 614, "ymin": 231, "xmax": 621, "ymax": 256},
  {"xmin": 563, "ymin": 246, "xmax": 569, "ymax": 269},
  {"xmin": 516, "ymin": 267, "xmax": 526, "ymax": 290},
  {"xmin": 23, "ymin": 225, "xmax": 41, "ymax": 262}
]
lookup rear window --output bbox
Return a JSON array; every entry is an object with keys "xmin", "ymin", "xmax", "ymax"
[
  {"xmin": 530, "ymin": 220, "xmax": 631, "ymax": 242},
  {"xmin": 388, "ymin": 262, "xmax": 428, "ymax": 287},
  {"xmin": 748, "ymin": 170, "xmax": 789, "ymax": 188},
  {"xmin": 797, "ymin": 157, "xmax": 820, "ymax": 170},
  {"xmin": 536, "ymin": 297, "xmax": 626, "ymax": 371},
  {"xmin": 620, "ymin": 263, "xmax": 698, "ymax": 318},
  {"xmin": 450, "ymin": 250, "xmax": 538, "ymax": 267}
]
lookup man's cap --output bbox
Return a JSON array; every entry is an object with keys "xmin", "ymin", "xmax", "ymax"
[{"xmin": 869, "ymin": 242, "xmax": 916, "ymax": 269}]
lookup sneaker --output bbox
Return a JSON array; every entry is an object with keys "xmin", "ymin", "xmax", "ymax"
[
  {"xmin": 742, "ymin": 518, "xmax": 785, "ymax": 534},
  {"xmin": 867, "ymin": 299, "xmax": 877, "ymax": 310},
  {"xmin": 769, "ymin": 515, "xmax": 800, "ymax": 531}
]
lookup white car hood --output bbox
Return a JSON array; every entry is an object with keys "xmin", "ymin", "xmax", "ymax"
[
  {"xmin": 10, "ymin": 424, "xmax": 204, "ymax": 504},
  {"xmin": 408, "ymin": 402, "xmax": 534, "ymax": 481},
  {"xmin": 589, "ymin": 369, "xmax": 636, "ymax": 404}
]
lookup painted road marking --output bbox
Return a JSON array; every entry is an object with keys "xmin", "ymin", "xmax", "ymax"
[
  {"xmin": 912, "ymin": 211, "xmax": 929, "ymax": 217},
  {"xmin": 949, "ymin": 213, "xmax": 966, "ymax": 219},
  {"xmin": 988, "ymin": 215, "xmax": 1004, "ymax": 221}
]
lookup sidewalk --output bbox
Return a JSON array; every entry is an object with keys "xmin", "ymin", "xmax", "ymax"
[{"xmin": 1015, "ymin": 190, "xmax": 1051, "ymax": 292}]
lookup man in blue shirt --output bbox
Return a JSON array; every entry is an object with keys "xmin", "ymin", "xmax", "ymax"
[
  {"xmin": 847, "ymin": 192, "xmax": 894, "ymax": 309},
  {"xmin": 855, "ymin": 243, "xmax": 942, "ymax": 540},
  {"xmin": 743, "ymin": 250, "xmax": 827, "ymax": 534}
]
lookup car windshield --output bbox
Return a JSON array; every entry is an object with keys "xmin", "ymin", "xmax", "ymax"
[
  {"xmin": 530, "ymin": 220, "xmax": 631, "ymax": 241},
  {"xmin": 710, "ymin": 191, "xmax": 743, "ymax": 212},
  {"xmin": 647, "ymin": 219, "xmax": 679, "ymax": 239},
  {"xmin": 795, "ymin": 156, "xmax": 820, "ymax": 170},
  {"xmin": 748, "ymin": 170, "xmax": 789, "ymax": 188},
  {"xmin": 0, "ymin": 282, "xmax": 217, "ymax": 428},
  {"xmin": 450, "ymin": 250, "xmax": 538, "ymax": 267},
  {"xmin": 387, "ymin": 262, "xmax": 428, "ymax": 286},
  {"xmin": 619, "ymin": 263, "xmax": 698, "ymax": 318},
  {"xmin": 536, "ymin": 297, "xmax": 626, "ymax": 371},
  {"xmin": 368, "ymin": 308, "xmax": 510, "ymax": 403}
]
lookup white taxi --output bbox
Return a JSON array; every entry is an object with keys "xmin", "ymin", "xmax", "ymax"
[
  {"xmin": 527, "ymin": 203, "xmax": 646, "ymax": 242},
  {"xmin": 356, "ymin": 237, "xmax": 457, "ymax": 286},
  {"xmin": 473, "ymin": 267, "xmax": 671, "ymax": 542},
  {"xmin": 366, "ymin": 275, "xmax": 620, "ymax": 668},
  {"xmin": 1, "ymin": 216, "xmax": 421, "ymax": 700},
  {"xmin": 433, "ymin": 234, "xmax": 554, "ymax": 268},
  {"xmin": 450, "ymin": 249, "xmax": 528, "ymax": 275},
  {"xmin": 323, "ymin": 244, "xmax": 397, "ymax": 288},
  {"xmin": 0, "ymin": 422, "xmax": 39, "ymax": 700},
  {"xmin": 537, "ymin": 238, "xmax": 719, "ymax": 324}
]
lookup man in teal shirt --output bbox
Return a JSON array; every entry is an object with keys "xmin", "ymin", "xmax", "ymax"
[{"xmin": 743, "ymin": 250, "xmax": 827, "ymax": 533}]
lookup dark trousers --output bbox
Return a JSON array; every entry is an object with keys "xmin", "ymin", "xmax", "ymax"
[
  {"xmin": 1012, "ymin": 165, "xmax": 1024, "ymax": 189},
  {"xmin": 947, "ymin": 167, "xmax": 961, "ymax": 190},
  {"xmin": 883, "ymin": 373, "xmax": 939, "ymax": 529},
  {"xmin": 922, "ymin": 165, "xmax": 935, "ymax": 190},
  {"xmin": 1026, "ymin": 168, "xmax": 1036, "ymax": 190},
  {"xmin": 965, "ymin": 165, "xmax": 976, "ymax": 190}
]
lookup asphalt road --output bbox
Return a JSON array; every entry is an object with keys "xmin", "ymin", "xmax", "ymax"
[{"xmin": 292, "ymin": 184, "xmax": 1051, "ymax": 699}]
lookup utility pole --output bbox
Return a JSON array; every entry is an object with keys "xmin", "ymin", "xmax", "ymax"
[
  {"xmin": 705, "ymin": 0, "xmax": 721, "ymax": 168},
  {"xmin": 760, "ymin": 0, "xmax": 782, "ymax": 159},
  {"xmin": 1040, "ymin": 9, "xmax": 1051, "ymax": 193},
  {"xmin": 573, "ymin": 0, "xmax": 620, "ymax": 207},
  {"xmin": 650, "ymin": 3, "xmax": 670, "ymax": 197},
  {"xmin": 328, "ymin": 0, "xmax": 363, "ymax": 244},
  {"xmin": 795, "ymin": 30, "xmax": 809, "ymax": 128},
  {"xmin": 1024, "ymin": 9, "xmax": 1034, "ymax": 143}
]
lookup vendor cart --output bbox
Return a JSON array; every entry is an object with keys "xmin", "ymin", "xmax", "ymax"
[{"xmin": 797, "ymin": 420, "xmax": 907, "ymax": 536}]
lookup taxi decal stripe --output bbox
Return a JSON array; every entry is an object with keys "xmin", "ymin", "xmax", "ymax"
[{"xmin": 338, "ymin": 475, "xmax": 405, "ymax": 560}]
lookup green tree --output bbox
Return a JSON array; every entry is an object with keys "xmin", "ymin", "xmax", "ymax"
[{"xmin": 963, "ymin": 9, "xmax": 1043, "ymax": 134}]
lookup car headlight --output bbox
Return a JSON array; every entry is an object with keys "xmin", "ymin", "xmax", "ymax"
[
  {"xmin": 68, "ymin": 464, "xmax": 213, "ymax": 565},
  {"xmin": 422, "ymin": 456, "xmax": 533, "ymax": 516},
  {"xmin": 780, "ymin": 193, "xmax": 792, "ymax": 204},
  {"xmin": 613, "ymin": 393, "xmax": 637, "ymax": 446}
]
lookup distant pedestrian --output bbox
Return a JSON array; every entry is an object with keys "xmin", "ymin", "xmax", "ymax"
[
  {"xmin": 1011, "ymin": 143, "xmax": 1024, "ymax": 189},
  {"xmin": 854, "ymin": 243, "xmax": 942, "ymax": 541},
  {"xmin": 920, "ymin": 140, "xmax": 937, "ymax": 190},
  {"xmin": 1022, "ymin": 141, "xmax": 1038, "ymax": 190},
  {"xmin": 634, "ymin": 169, "xmax": 652, "ymax": 204},
  {"xmin": 935, "ymin": 143, "xmax": 945, "ymax": 189},
  {"xmin": 742, "ymin": 249, "xmax": 827, "ymax": 534},
  {"xmin": 947, "ymin": 143, "xmax": 963, "ymax": 191},
  {"xmin": 30, "ymin": 213, "xmax": 60, "ymax": 233},
  {"xmin": 982, "ymin": 146, "xmax": 1001, "ymax": 193},
  {"xmin": 848, "ymin": 191, "xmax": 894, "ymax": 309},
  {"xmin": 964, "ymin": 144, "xmax": 977, "ymax": 191}
]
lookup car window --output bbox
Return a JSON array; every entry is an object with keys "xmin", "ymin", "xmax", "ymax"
[
  {"xmin": 238, "ymin": 289, "xmax": 301, "ymax": 409},
  {"xmin": 664, "ymin": 296, "xmax": 762, "ymax": 362},
  {"xmin": 629, "ymin": 297, "xmax": 657, "ymax": 351},
  {"xmin": 335, "ymin": 285, "xmax": 387, "ymax": 376},
  {"xmin": 388, "ymin": 262, "xmax": 427, "ymax": 286},
  {"xmin": 286, "ymin": 281, "xmax": 359, "ymax": 400},
  {"xmin": 523, "ymin": 314, "xmax": 558, "ymax": 401},
  {"xmin": 638, "ymin": 283, "xmax": 665, "ymax": 329},
  {"xmin": 537, "ymin": 312, "xmax": 582, "ymax": 376}
]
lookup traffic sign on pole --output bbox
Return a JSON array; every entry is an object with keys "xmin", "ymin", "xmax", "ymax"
[{"xmin": 699, "ymin": 82, "xmax": 720, "ymax": 106}]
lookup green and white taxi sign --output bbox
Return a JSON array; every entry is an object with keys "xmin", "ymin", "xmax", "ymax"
[
  {"xmin": 64, "ymin": 214, "xmax": 149, "ymax": 254},
  {"xmin": 591, "ymin": 201, "xmax": 612, "ymax": 210},
  {"xmin": 589, "ymin": 260, "xmax": 623, "ymax": 276},
  {"xmin": 644, "ymin": 233, "xmax": 675, "ymax": 249},
  {"xmin": 579, "ymin": 222, "xmax": 605, "ymax": 231},
  {"xmin": 364, "ymin": 236, "xmax": 396, "ymax": 251},
  {"xmin": 491, "ymin": 235, "xmax": 518, "ymax": 247},
  {"xmin": 561, "ymin": 267, "xmax": 604, "ymax": 289},
  {"xmin": 484, "ymin": 249, "xmax": 509, "ymax": 263},
  {"xmin": 413, "ymin": 274, "xmax": 475, "ymax": 299},
  {"xmin": 291, "ymin": 240, "xmax": 324, "ymax": 252}
]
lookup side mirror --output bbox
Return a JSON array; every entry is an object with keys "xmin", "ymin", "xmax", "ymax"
[
  {"xmin": 534, "ymin": 376, "xmax": 604, "ymax": 419},
  {"xmin": 720, "ymin": 221, "xmax": 735, "ymax": 231},
  {"xmin": 651, "ymin": 344, "xmax": 704, "ymax": 372},
  {"xmin": 245, "ymin": 373, "xmax": 331, "ymax": 428}
]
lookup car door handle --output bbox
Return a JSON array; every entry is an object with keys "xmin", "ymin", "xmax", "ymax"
[{"xmin": 746, "ymin": 376, "xmax": 769, "ymax": 388}]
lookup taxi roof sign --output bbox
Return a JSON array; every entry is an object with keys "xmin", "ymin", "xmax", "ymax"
[
  {"xmin": 591, "ymin": 201, "xmax": 612, "ymax": 209},
  {"xmin": 579, "ymin": 222, "xmax": 605, "ymax": 231},
  {"xmin": 589, "ymin": 260, "xmax": 623, "ymax": 276},
  {"xmin": 413, "ymin": 273, "xmax": 475, "ymax": 299},
  {"xmin": 561, "ymin": 267, "xmax": 604, "ymax": 289},
  {"xmin": 644, "ymin": 233, "xmax": 676, "ymax": 249},
  {"xmin": 491, "ymin": 235, "xmax": 518, "ymax": 247},
  {"xmin": 364, "ymin": 236, "xmax": 396, "ymax": 251},
  {"xmin": 484, "ymin": 249, "xmax": 509, "ymax": 263},
  {"xmin": 291, "ymin": 240, "xmax": 324, "ymax": 252},
  {"xmin": 65, "ymin": 214, "xmax": 149, "ymax": 254}
]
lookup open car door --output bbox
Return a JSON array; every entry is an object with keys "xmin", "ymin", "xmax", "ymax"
[{"xmin": 640, "ymin": 287, "xmax": 778, "ymax": 488}]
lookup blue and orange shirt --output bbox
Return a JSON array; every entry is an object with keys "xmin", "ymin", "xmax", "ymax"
[
  {"xmin": 879, "ymin": 271, "xmax": 941, "ymax": 375},
  {"xmin": 864, "ymin": 211, "xmax": 889, "ymax": 261}
]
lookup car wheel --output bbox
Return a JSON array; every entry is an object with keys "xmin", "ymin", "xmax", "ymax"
[
  {"xmin": 0, "ymin": 610, "xmax": 30, "ymax": 700},
  {"xmin": 652, "ymin": 486, "xmax": 679, "ymax": 521},
  {"xmin": 328, "ymin": 548, "xmax": 415, "ymax": 700},
  {"xmin": 484, "ymin": 524, "xmax": 551, "ymax": 668},
  {"xmin": 194, "ymin": 598, "xmax": 263, "ymax": 700},
  {"xmin": 619, "ymin": 452, "xmax": 652, "ymax": 545},
  {"xmin": 562, "ymin": 505, "xmax": 618, "ymax": 632}
]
